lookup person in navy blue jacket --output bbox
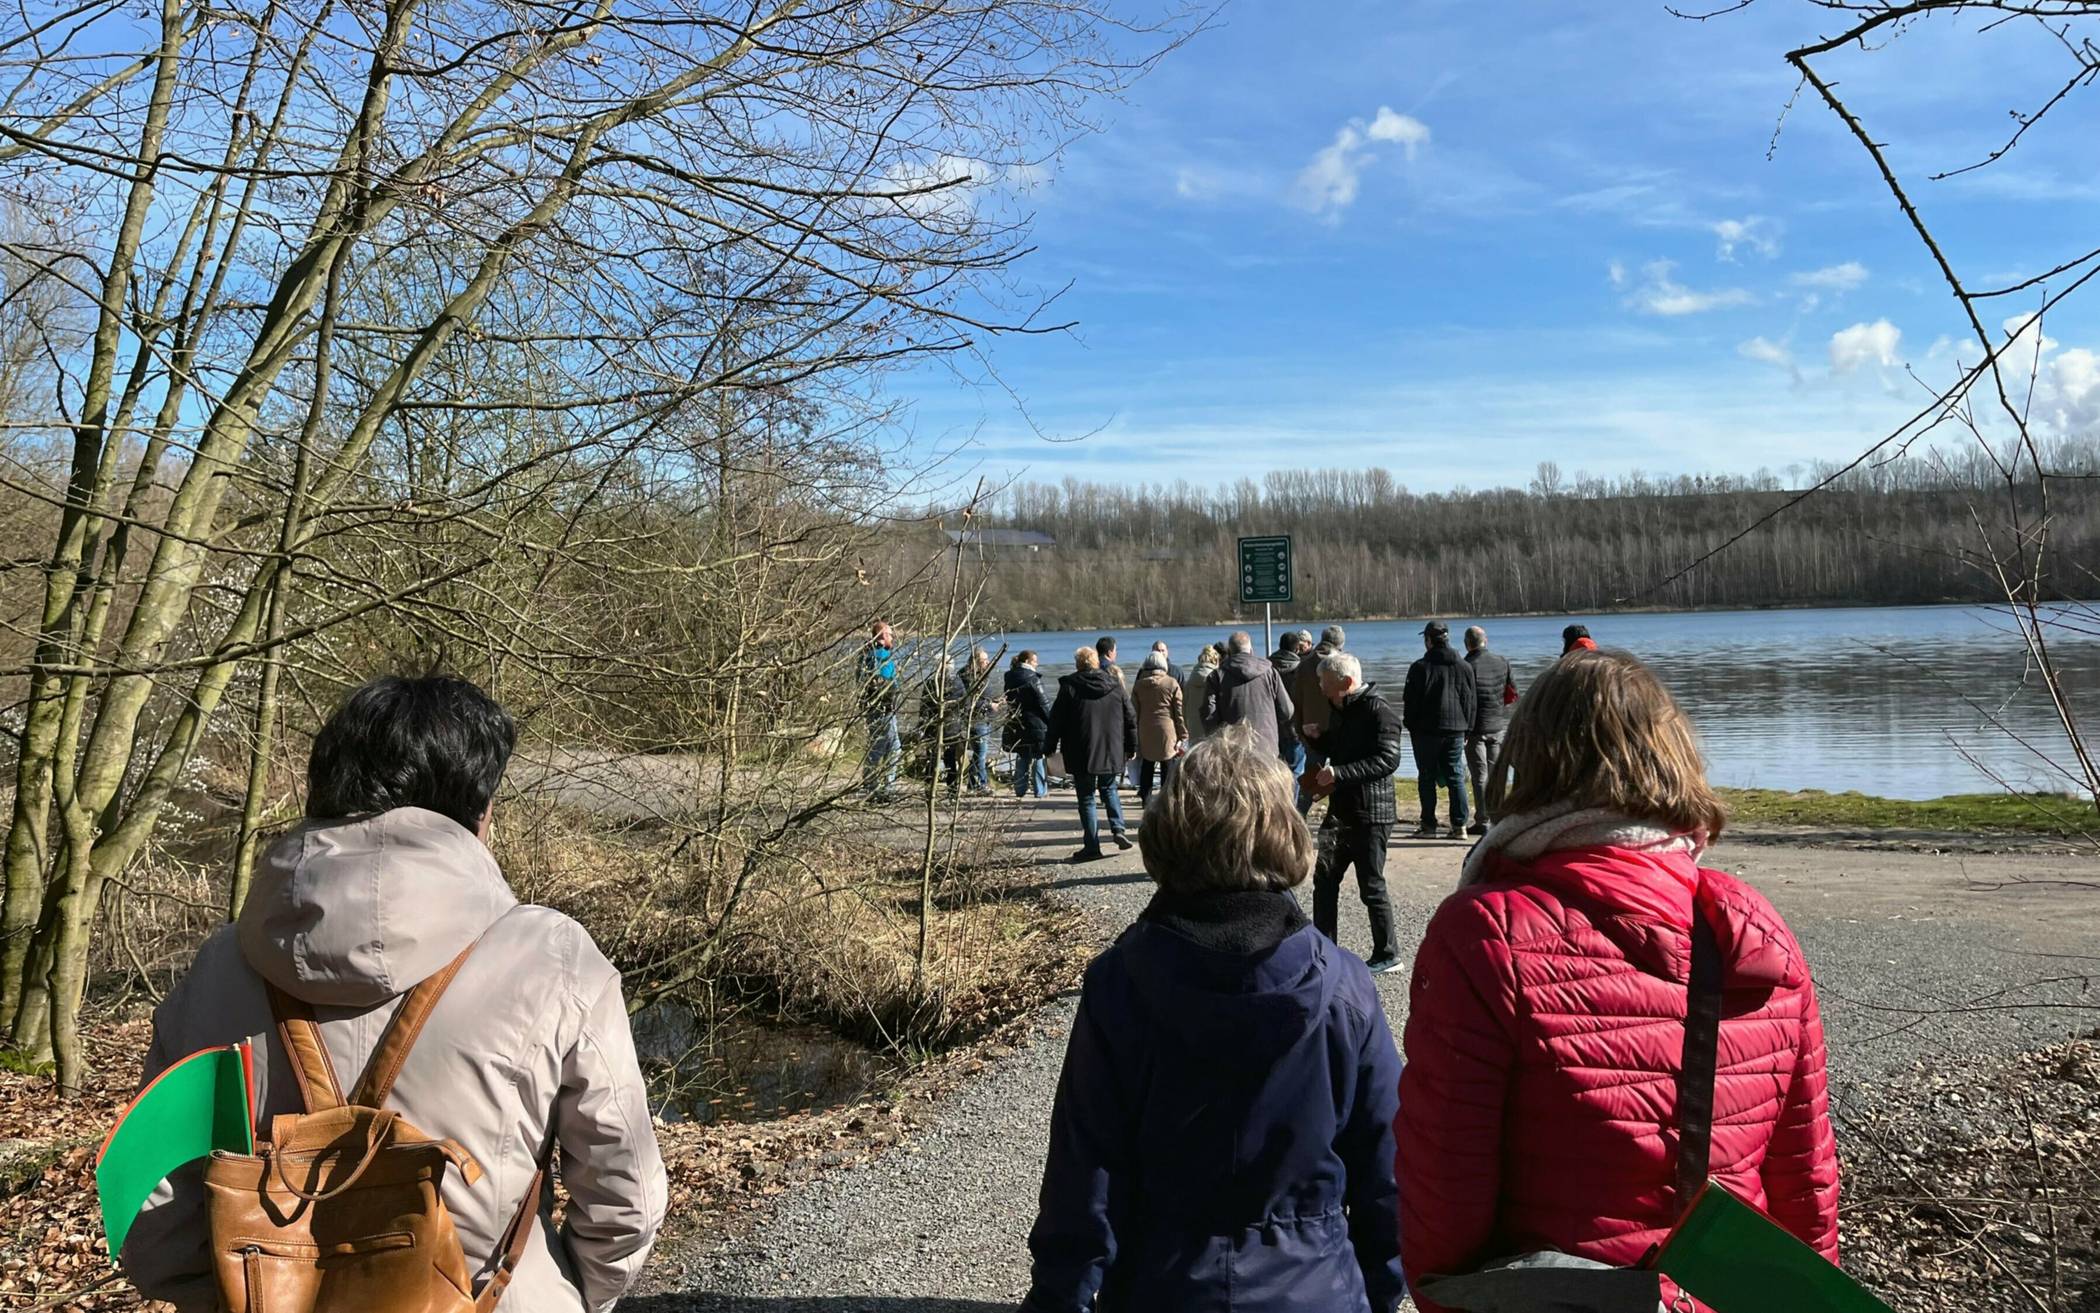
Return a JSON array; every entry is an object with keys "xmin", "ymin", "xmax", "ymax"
[{"xmin": 1022, "ymin": 723, "xmax": 1405, "ymax": 1313}]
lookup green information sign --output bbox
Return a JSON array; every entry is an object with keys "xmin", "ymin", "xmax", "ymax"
[{"xmin": 1238, "ymin": 535, "xmax": 1292, "ymax": 604}]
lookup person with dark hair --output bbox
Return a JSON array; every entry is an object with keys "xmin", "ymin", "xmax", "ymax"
[
  {"xmin": 1398, "ymin": 651, "xmax": 1839, "ymax": 1309},
  {"xmin": 860, "ymin": 619, "xmax": 902, "ymax": 802},
  {"xmin": 1402, "ymin": 621, "xmax": 1476, "ymax": 839},
  {"xmin": 1096, "ymin": 634, "xmax": 1125, "ymax": 688},
  {"xmin": 918, "ymin": 656, "xmax": 970, "ymax": 799},
  {"xmin": 1023, "ymin": 726, "xmax": 1403, "ymax": 1313},
  {"xmin": 1291, "ymin": 625, "xmax": 1346, "ymax": 814},
  {"xmin": 1560, "ymin": 622, "xmax": 1597, "ymax": 655},
  {"xmin": 124, "ymin": 675, "xmax": 667, "ymax": 1312},
  {"xmin": 1044, "ymin": 646, "xmax": 1138, "ymax": 862},
  {"xmin": 1005, "ymin": 650, "xmax": 1053, "ymax": 799},
  {"xmin": 1270, "ymin": 630, "xmax": 1309, "ymax": 792}
]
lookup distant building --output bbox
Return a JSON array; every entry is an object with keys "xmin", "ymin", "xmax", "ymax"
[{"xmin": 944, "ymin": 527, "xmax": 1057, "ymax": 558}]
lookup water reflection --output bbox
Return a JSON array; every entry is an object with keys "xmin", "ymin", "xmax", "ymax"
[{"xmin": 980, "ymin": 604, "xmax": 2098, "ymax": 800}]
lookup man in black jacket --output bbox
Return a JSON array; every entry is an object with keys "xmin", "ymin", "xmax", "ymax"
[
  {"xmin": 1401, "ymin": 621, "xmax": 1477, "ymax": 839},
  {"xmin": 1004, "ymin": 651, "xmax": 1054, "ymax": 799},
  {"xmin": 1304, "ymin": 651, "xmax": 1403, "ymax": 973},
  {"xmin": 1462, "ymin": 625, "xmax": 1518, "ymax": 835},
  {"xmin": 1044, "ymin": 646, "xmax": 1139, "ymax": 862}
]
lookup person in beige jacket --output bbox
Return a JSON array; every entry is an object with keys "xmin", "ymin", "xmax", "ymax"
[
  {"xmin": 1131, "ymin": 651, "xmax": 1187, "ymax": 807},
  {"xmin": 122, "ymin": 675, "xmax": 666, "ymax": 1313}
]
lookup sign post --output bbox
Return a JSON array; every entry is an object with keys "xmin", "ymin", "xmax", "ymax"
[{"xmin": 1237, "ymin": 535, "xmax": 1293, "ymax": 653}]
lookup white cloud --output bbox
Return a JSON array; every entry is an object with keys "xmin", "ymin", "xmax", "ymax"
[
  {"xmin": 1293, "ymin": 107, "xmax": 1430, "ymax": 217},
  {"xmin": 1829, "ymin": 319, "xmax": 1902, "ymax": 373},
  {"xmin": 1738, "ymin": 336, "xmax": 1792, "ymax": 367},
  {"xmin": 1607, "ymin": 259, "xmax": 1628, "ymax": 288},
  {"xmin": 1712, "ymin": 216, "xmax": 1779, "ymax": 261},
  {"xmin": 2048, "ymin": 347, "xmax": 2100, "ymax": 434},
  {"xmin": 1622, "ymin": 259, "xmax": 1754, "ymax": 316},
  {"xmin": 1791, "ymin": 261, "xmax": 1868, "ymax": 292},
  {"xmin": 1365, "ymin": 107, "xmax": 1430, "ymax": 156},
  {"xmin": 1004, "ymin": 161, "xmax": 1052, "ymax": 194}
]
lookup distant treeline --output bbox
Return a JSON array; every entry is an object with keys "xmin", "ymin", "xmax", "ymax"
[{"xmin": 967, "ymin": 442, "xmax": 2100, "ymax": 628}]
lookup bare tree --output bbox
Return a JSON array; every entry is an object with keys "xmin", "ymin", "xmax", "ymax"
[{"xmin": 0, "ymin": 0, "xmax": 1192, "ymax": 1091}]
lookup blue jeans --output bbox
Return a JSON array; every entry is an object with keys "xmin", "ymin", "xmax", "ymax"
[
  {"xmin": 1410, "ymin": 731, "xmax": 1470, "ymax": 829},
  {"xmin": 1013, "ymin": 751, "xmax": 1048, "ymax": 797},
  {"xmin": 1074, "ymin": 771, "xmax": 1127, "ymax": 852},
  {"xmin": 863, "ymin": 713, "xmax": 899, "ymax": 796},
  {"xmin": 968, "ymin": 724, "xmax": 993, "ymax": 792}
]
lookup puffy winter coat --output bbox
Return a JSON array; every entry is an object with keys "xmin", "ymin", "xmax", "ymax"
[
  {"xmin": 124, "ymin": 808, "xmax": 667, "ymax": 1313},
  {"xmin": 1463, "ymin": 648, "xmax": 1517, "ymax": 735},
  {"xmin": 1132, "ymin": 668, "xmax": 1188, "ymax": 762},
  {"xmin": 1396, "ymin": 843, "xmax": 1840, "ymax": 1311},
  {"xmin": 1006, "ymin": 665, "xmax": 1054, "ymax": 753},
  {"xmin": 1182, "ymin": 664, "xmax": 1219, "ymax": 742},
  {"xmin": 1025, "ymin": 890, "xmax": 1403, "ymax": 1313},
  {"xmin": 1202, "ymin": 651, "xmax": 1295, "ymax": 756},
  {"xmin": 1401, "ymin": 644, "xmax": 1476, "ymax": 735},
  {"xmin": 1046, "ymin": 667, "xmax": 1139, "ymax": 777},
  {"xmin": 1319, "ymin": 684, "xmax": 1403, "ymax": 826}
]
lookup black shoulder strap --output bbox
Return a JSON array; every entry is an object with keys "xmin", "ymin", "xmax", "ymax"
[{"xmin": 1674, "ymin": 910, "xmax": 1724, "ymax": 1207}]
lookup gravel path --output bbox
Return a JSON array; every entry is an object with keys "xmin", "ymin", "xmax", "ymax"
[{"xmin": 631, "ymin": 796, "xmax": 2100, "ymax": 1312}]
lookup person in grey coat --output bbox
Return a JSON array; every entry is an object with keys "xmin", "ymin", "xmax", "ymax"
[
  {"xmin": 1202, "ymin": 631, "xmax": 1295, "ymax": 756},
  {"xmin": 1463, "ymin": 625, "xmax": 1519, "ymax": 835},
  {"xmin": 124, "ymin": 675, "xmax": 666, "ymax": 1313}
]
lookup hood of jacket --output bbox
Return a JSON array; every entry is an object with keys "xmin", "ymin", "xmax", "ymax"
[
  {"xmin": 1122, "ymin": 891, "xmax": 1333, "ymax": 1069},
  {"xmin": 1214, "ymin": 650, "xmax": 1272, "ymax": 688},
  {"xmin": 237, "ymin": 807, "xmax": 518, "ymax": 1007},
  {"xmin": 1476, "ymin": 842, "xmax": 1806, "ymax": 993},
  {"xmin": 1134, "ymin": 667, "xmax": 1179, "ymax": 694},
  {"xmin": 1061, "ymin": 667, "xmax": 1123, "ymax": 700}
]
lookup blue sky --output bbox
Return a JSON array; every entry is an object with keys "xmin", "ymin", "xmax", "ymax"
[{"xmin": 904, "ymin": 0, "xmax": 2100, "ymax": 494}]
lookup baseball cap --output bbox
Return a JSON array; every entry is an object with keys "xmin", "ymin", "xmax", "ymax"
[{"xmin": 1422, "ymin": 620, "xmax": 1449, "ymax": 638}]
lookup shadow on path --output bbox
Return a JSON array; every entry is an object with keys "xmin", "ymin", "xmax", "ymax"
[{"xmin": 626, "ymin": 1299, "xmax": 1012, "ymax": 1313}]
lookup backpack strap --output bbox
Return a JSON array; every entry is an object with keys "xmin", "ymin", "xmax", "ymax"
[
  {"xmin": 352, "ymin": 945, "xmax": 475, "ymax": 1107},
  {"xmin": 474, "ymin": 1159, "xmax": 549, "ymax": 1312},
  {"xmin": 264, "ymin": 984, "xmax": 346, "ymax": 1114},
  {"xmin": 1673, "ymin": 909, "xmax": 1724, "ymax": 1207}
]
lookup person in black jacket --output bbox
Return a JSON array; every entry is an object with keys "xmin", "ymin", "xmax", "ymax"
[
  {"xmin": 1044, "ymin": 646, "xmax": 1139, "ymax": 862},
  {"xmin": 1004, "ymin": 651, "xmax": 1054, "ymax": 799},
  {"xmin": 1303, "ymin": 651, "xmax": 1405, "ymax": 973},
  {"xmin": 1401, "ymin": 621, "xmax": 1477, "ymax": 839},
  {"xmin": 1462, "ymin": 625, "xmax": 1518, "ymax": 835}
]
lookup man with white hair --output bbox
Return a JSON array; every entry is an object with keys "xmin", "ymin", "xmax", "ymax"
[
  {"xmin": 1462, "ymin": 625, "xmax": 1518, "ymax": 835},
  {"xmin": 1201, "ymin": 630, "xmax": 1295, "ymax": 756},
  {"xmin": 1305, "ymin": 651, "xmax": 1404, "ymax": 972}
]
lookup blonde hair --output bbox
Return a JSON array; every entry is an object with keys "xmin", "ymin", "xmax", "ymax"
[
  {"xmin": 1140, "ymin": 724, "xmax": 1314, "ymax": 893},
  {"xmin": 1488, "ymin": 649, "xmax": 1727, "ymax": 840},
  {"xmin": 1073, "ymin": 645, "xmax": 1099, "ymax": 671}
]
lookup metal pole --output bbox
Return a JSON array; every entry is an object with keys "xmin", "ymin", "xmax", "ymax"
[{"xmin": 1264, "ymin": 603, "xmax": 1273, "ymax": 656}]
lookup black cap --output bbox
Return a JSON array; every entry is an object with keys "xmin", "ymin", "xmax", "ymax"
[
  {"xmin": 1422, "ymin": 620, "xmax": 1449, "ymax": 638},
  {"xmin": 1562, "ymin": 623, "xmax": 1590, "ymax": 642}
]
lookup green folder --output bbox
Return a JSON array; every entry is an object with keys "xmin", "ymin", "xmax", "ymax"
[
  {"xmin": 94, "ymin": 1042, "xmax": 255, "ymax": 1256},
  {"xmin": 1656, "ymin": 1180, "xmax": 1894, "ymax": 1313}
]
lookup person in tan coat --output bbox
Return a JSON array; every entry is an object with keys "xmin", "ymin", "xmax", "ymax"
[
  {"xmin": 122, "ymin": 675, "xmax": 666, "ymax": 1313},
  {"xmin": 1132, "ymin": 651, "xmax": 1188, "ymax": 806}
]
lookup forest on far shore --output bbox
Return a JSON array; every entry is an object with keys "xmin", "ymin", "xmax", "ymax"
[{"xmin": 965, "ymin": 442, "xmax": 2100, "ymax": 629}]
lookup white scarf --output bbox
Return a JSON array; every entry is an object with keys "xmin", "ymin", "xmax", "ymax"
[{"xmin": 1459, "ymin": 799, "xmax": 1706, "ymax": 887}]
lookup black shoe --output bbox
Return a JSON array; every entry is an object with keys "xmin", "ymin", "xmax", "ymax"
[
  {"xmin": 1409, "ymin": 825, "xmax": 1439, "ymax": 840},
  {"xmin": 1112, "ymin": 831, "xmax": 1134, "ymax": 850},
  {"xmin": 1365, "ymin": 954, "xmax": 1406, "ymax": 975},
  {"xmin": 1466, "ymin": 822, "xmax": 1488, "ymax": 836},
  {"xmin": 1070, "ymin": 847, "xmax": 1106, "ymax": 863}
]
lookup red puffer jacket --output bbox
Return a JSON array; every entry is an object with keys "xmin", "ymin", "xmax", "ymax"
[{"xmin": 1395, "ymin": 843, "xmax": 1839, "ymax": 1311}]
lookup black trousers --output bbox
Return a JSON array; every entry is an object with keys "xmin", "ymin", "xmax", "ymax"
[{"xmin": 1313, "ymin": 817, "xmax": 1396, "ymax": 961}]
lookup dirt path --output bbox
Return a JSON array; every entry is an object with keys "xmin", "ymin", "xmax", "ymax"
[{"xmin": 631, "ymin": 797, "xmax": 2100, "ymax": 1312}]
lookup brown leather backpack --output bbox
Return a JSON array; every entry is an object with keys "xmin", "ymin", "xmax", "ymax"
[{"xmin": 203, "ymin": 948, "xmax": 543, "ymax": 1312}]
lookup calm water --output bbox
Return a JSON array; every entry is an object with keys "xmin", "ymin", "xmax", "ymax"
[{"xmin": 972, "ymin": 604, "xmax": 2099, "ymax": 800}]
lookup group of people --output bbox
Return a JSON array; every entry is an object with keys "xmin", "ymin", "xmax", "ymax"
[
  {"xmin": 1023, "ymin": 646, "xmax": 1840, "ymax": 1313},
  {"xmin": 117, "ymin": 631, "xmax": 1838, "ymax": 1313}
]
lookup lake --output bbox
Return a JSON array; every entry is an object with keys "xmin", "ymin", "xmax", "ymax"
[{"xmin": 969, "ymin": 604, "xmax": 2099, "ymax": 800}]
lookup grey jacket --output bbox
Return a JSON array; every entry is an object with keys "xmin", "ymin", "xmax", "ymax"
[
  {"xmin": 1202, "ymin": 651, "xmax": 1296, "ymax": 756},
  {"xmin": 124, "ymin": 808, "xmax": 667, "ymax": 1313}
]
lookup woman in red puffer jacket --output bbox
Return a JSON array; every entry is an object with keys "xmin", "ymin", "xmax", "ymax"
[{"xmin": 1396, "ymin": 649, "xmax": 1839, "ymax": 1311}]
